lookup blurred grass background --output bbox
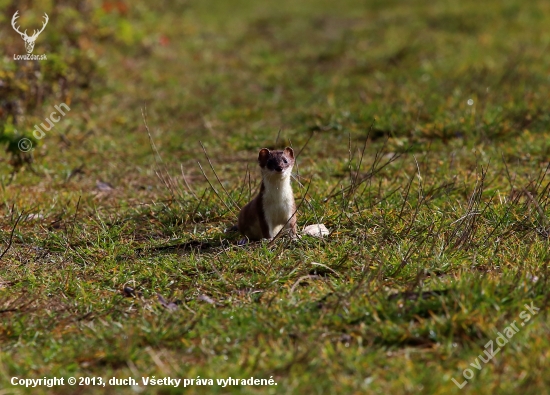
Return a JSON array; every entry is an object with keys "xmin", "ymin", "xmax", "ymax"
[{"xmin": 1, "ymin": 0, "xmax": 550, "ymax": 394}]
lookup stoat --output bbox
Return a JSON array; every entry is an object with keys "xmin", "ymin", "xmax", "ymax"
[{"xmin": 238, "ymin": 147, "xmax": 297, "ymax": 241}]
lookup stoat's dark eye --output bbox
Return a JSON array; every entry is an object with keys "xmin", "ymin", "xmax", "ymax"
[{"xmin": 283, "ymin": 158, "xmax": 288, "ymax": 164}]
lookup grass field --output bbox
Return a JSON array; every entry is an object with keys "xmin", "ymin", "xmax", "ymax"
[{"xmin": 2, "ymin": 0, "xmax": 550, "ymax": 393}]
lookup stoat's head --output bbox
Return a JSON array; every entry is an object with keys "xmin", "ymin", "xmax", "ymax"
[{"xmin": 258, "ymin": 147, "xmax": 294, "ymax": 180}]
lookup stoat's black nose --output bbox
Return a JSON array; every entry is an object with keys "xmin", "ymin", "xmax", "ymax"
[{"xmin": 275, "ymin": 166, "xmax": 283, "ymax": 172}]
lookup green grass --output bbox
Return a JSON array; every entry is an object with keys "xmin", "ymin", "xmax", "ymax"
[{"xmin": 2, "ymin": 0, "xmax": 550, "ymax": 393}]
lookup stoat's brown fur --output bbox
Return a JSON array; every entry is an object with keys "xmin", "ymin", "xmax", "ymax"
[{"xmin": 238, "ymin": 147, "xmax": 297, "ymax": 241}]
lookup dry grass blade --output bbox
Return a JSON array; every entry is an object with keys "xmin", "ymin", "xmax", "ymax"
[
  {"xmin": 142, "ymin": 107, "xmax": 182, "ymax": 199},
  {"xmin": 181, "ymin": 163, "xmax": 198, "ymax": 200},
  {"xmin": 0, "ymin": 210, "xmax": 25, "ymax": 261},
  {"xmin": 199, "ymin": 141, "xmax": 239, "ymax": 210},
  {"xmin": 310, "ymin": 262, "xmax": 340, "ymax": 277},
  {"xmin": 197, "ymin": 161, "xmax": 234, "ymax": 212},
  {"xmin": 289, "ymin": 275, "xmax": 322, "ymax": 296}
]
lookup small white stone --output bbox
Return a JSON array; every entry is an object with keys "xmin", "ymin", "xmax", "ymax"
[{"xmin": 302, "ymin": 224, "xmax": 330, "ymax": 238}]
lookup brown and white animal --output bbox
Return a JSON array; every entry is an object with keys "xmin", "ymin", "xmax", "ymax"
[{"xmin": 238, "ymin": 147, "xmax": 297, "ymax": 241}]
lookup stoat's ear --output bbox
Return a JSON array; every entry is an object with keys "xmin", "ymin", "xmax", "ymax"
[
  {"xmin": 283, "ymin": 147, "xmax": 294, "ymax": 159},
  {"xmin": 258, "ymin": 148, "xmax": 270, "ymax": 167}
]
